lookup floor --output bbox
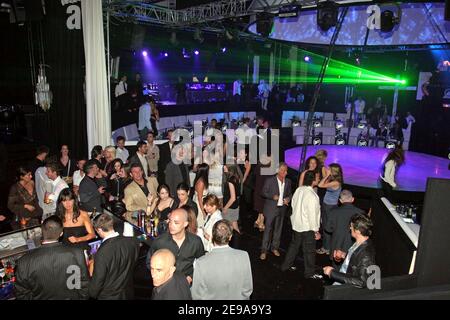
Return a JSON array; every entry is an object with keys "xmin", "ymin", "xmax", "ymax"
[{"xmin": 285, "ymin": 145, "xmax": 450, "ymax": 192}]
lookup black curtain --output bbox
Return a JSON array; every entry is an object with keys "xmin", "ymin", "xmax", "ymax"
[{"xmin": 38, "ymin": 1, "xmax": 87, "ymax": 160}]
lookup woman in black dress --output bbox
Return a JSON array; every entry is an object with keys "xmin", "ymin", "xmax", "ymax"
[
  {"xmin": 56, "ymin": 188, "xmax": 96, "ymax": 250},
  {"xmin": 150, "ymin": 184, "xmax": 177, "ymax": 235},
  {"xmin": 59, "ymin": 144, "xmax": 76, "ymax": 184}
]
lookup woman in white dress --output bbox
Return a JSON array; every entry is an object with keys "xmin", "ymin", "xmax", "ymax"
[
  {"xmin": 198, "ymin": 194, "xmax": 223, "ymax": 252},
  {"xmin": 193, "ymin": 163, "xmax": 209, "ymax": 227}
]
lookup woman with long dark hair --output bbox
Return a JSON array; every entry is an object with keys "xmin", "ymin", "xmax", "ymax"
[
  {"xmin": 317, "ymin": 163, "xmax": 344, "ymax": 255},
  {"xmin": 380, "ymin": 146, "xmax": 405, "ymax": 202},
  {"xmin": 108, "ymin": 158, "xmax": 128, "ymax": 202},
  {"xmin": 148, "ymin": 184, "xmax": 177, "ymax": 235},
  {"xmin": 7, "ymin": 167, "xmax": 42, "ymax": 227},
  {"xmin": 223, "ymin": 165, "xmax": 241, "ymax": 234},
  {"xmin": 56, "ymin": 188, "xmax": 96, "ymax": 250},
  {"xmin": 193, "ymin": 163, "xmax": 209, "ymax": 227},
  {"xmin": 176, "ymin": 183, "xmax": 198, "ymax": 217},
  {"xmin": 59, "ymin": 144, "xmax": 76, "ymax": 184},
  {"xmin": 299, "ymin": 156, "xmax": 320, "ymax": 191}
]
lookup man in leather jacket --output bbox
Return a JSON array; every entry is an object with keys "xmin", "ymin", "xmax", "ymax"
[{"xmin": 323, "ymin": 214, "xmax": 376, "ymax": 288}]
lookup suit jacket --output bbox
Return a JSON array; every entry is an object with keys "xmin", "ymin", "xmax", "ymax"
[
  {"xmin": 325, "ymin": 203, "xmax": 365, "ymax": 257},
  {"xmin": 191, "ymin": 246, "xmax": 253, "ymax": 300},
  {"xmin": 330, "ymin": 239, "xmax": 376, "ymax": 288},
  {"xmin": 79, "ymin": 175, "xmax": 103, "ymax": 213},
  {"xmin": 158, "ymin": 141, "xmax": 177, "ymax": 183},
  {"xmin": 128, "ymin": 153, "xmax": 149, "ymax": 178},
  {"xmin": 165, "ymin": 161, "xmax": 190, "ymax": 198},
  {"xmin": 261, "ymin": 175, "xmax": 292, "ymax": 216},
  {"xmin": 89, "ymin": 235, "xmax": 140, "ymax": 300},
  {"xmin": 123, "ymin": 180, "xmax": 153, "ymax": 212},
  {"xmin": 15, "ymin": 242, "xmax": 89, "ymax": 300},
  {"xmin": 152, "ymin": 271, "xmax": 192, "ymax": 300}
]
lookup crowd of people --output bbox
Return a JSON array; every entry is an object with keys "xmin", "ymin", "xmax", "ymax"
[{"xmin": 1, "ymin": 115, "xmax": 405, "ymax": 299}]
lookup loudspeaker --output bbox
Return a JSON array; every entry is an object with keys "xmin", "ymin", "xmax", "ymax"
[
  {"xmin": 445, "ymin": 0, "xmax": 450, "ymax": 21},
  {"xmin": 415, "ymin": 178, "xmax": 450, "ymax": 287}
]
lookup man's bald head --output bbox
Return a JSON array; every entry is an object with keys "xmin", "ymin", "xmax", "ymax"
[
  {"xmin": 168, "ymin": 208, "xmax": 189, "ymax": 236},
  {"xmin": 150, "ymin": 249, "xmax": 176, "ymax": 287}
]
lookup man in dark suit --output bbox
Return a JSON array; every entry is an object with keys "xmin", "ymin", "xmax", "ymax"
[
  {"xmin": 79, "ymin": 160, "xmax": 105, "ymax": 215},
  {"xmin": 325, "ymin": 190, "xmax": 366, "ymax": 267},
  {"xmin": 128, "ymin": 141, "xmax": 150, "ymax": 178},
  {"xmin": 15, "ymin": 216, "xmax": 89, "ymax": 300},
  {"xmin": 89, "ymin": 214, "xmax": 139, "ymax": 300},
  {"xmin": 158, "ymin": 129, "xmax": 177, "ymax": 184},
  {"xmin": 164, "ymin": 146, "xmax": 190, "ymax": 198},
  {"xmin": 260, "ymin": 162, "xmax": 292, "ymax": 260}
]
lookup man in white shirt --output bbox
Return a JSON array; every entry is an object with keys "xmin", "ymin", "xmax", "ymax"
[
  {"xmin": 115, "ymin": 75, "xmax": 128, "ymax": 111},
  {"xmin": 42, "ymin": 161, "xmax": 69, "ymax": 220},
  {"xmin": 233, "ymin": 79, "xmax": 242, "ymax": 105},
  {"xmin": 235, "ymin": 118, "xmax": 256, "ymax": 145},
  {"xmin": 354, "ymin": 96, "xmax": 366, "ymax": 123},
  {"xmin": 281, "ymin": 171, "xmax": 322, "ymax": 279},
  {"xmin": 115, "ymin": 136, "xmax": 129, "ymax": 164},
  {"xmin": 72, "ymin": 159, "xmax": 87, "ymax": 196},
  {"xmin": 138, "ymin": 97, "xmax": 152, "ymax": 140},
  {"xmin": 35, "ymin": 166, "xmax": 51, "ymax": 213},
  {"xmin": 258, "ymin": 80, "xmax": 270, "ymax": 111}
]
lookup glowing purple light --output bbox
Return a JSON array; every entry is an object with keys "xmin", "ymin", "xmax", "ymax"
[
  {"xmin": 164, "ymin": 52, "xmax": 169, "ymax": 57},
  {"xmin": 304, "ymin": 56, "xmax": 310, "ymax": 62},
  {"xmin": 142, "ymin": 51, "xmax": 148, "ymax": 57},
  {"xmin": 194, "ymin": 50, "xmax": 199, "ymax": 56},
  {"xmin": 222, "ymin": 47, "xmax": 227, "ymax": 53}
]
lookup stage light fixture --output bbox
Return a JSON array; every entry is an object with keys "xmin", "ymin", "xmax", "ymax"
[
  {"xmin": 304, "ymin": 56, "xmax": 311, "ymax": 62},
  {"xmin": 313, "ymin": 120, "xmax": 322, "ymax": 128},
  {"xmin": 164, "ymin": 52, "xmax": 169, "ymax": 57},
  {"xmin": 335, "ymin": 120, "xmax": 344, "ymax": 130},
  {"xmin": 292, "ymin": 120, "xmax": 301, "ymax": 127},
  {"xmin": 386, "ymin": 141, "xmax": 397, "ymax": 149},
  {"xmin": 336, "ymin": 138, "xmax": 345, "ymax": 146},
  {"xmin": 317, "ymin": 1, "xmax": 338, "ymax": 31},
  {"xmin": 256, "ymin": 12, "xmax": 274, "ymax": 38},
  {"xmin": 313, "ymin": 137, "xmax": 322, "ymax": 146},
  {"xmin": 357, "ymin": 121, "xmax": 367, "ymax": 129},
  {"xmin": 194, "ymin": 50, "xmax": 200, "ymax": 56},
  {"xmin": 222, "ymin": 47, "xmax": 227, "ymax": 53},
  {"xmin": 358, "ymin": 139, "xmax": 368, "ymax": 147},
  {"xmin": 380, "ymin": 9, "xmax": 400, "ymax": 32},
  {"xmin": 142, "ymin": 50, "xmax": 148, "ymax": 57}
]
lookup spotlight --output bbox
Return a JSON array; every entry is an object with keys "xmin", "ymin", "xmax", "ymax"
[
  {"xmin": 292, "ymin": 120, "xmax": 301, "ymax": 127},
  {"xmin": 336, "ymin": 138, "xmax": 345, "ymax": 146},
  {"xmin": 335, "ymin": 120, "xmax": 344, "ymax": 130},
  {"xmin": 194, "ymin": 50, "xmax": 200, "ymax": 56},
  {"xmin": 313, "ymin": 137, "xmax": 322, "ymax": 146},
  {"xmin": 222, "ymin": 47, "xmax": 227, "ymax": 53},
  {"xmin": 386, "ymin": 141, "xmax": 397, "ymax": 149},
  {"xmin": 358, "ymin": 139, "xmax": 368, "ymax": 147},
  {"xmin": 357, "ymin": 121, "xmax": 367, "ymax": 129},
  {"xmin": 313, "ymin": 120, "xmax": 322, "ymax": 128},
  {"xmin": 142, "ymin": 51, "xmax": 148, "ymax": 57},
  {"xmin": 380, "ymin": 9, "xmax": 400, "ymax": 32},
  {"xmin": 317, "ymin": 1, "xmax": 339, "ymax": 31},
  {"xmin": 304, "ymin": 56, "xmax": 311, "ymax": 62},
  {"xmin": 164, "ymin": 52, "xmax": 169, "ymax": 57}
]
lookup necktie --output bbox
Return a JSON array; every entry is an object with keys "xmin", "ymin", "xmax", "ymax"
[{"xmin": 123, "ymin": 82, "xmax": 127, "ymax": 93}]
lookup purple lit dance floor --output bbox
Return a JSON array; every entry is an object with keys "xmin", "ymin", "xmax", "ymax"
[{"xmin": 285, "ymin": 146, "xmax": 450, "ymax": 192}]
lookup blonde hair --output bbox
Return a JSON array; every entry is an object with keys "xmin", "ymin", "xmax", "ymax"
[
  {"xmin": 315, "ymin": 149, "xmax": 328, "ymax": 166},
  {"xmin": 104, "ymin": 146, "xmax": 116, "ymax": 159}
]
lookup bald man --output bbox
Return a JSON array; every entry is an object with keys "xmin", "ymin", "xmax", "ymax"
[
  {"xmin": 146, "ymin": 209, "xmax": 204, "ymax": 285},
  {"xmin": 151, "ymin": 249, "xmax": 192, "ymax": 300}
]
